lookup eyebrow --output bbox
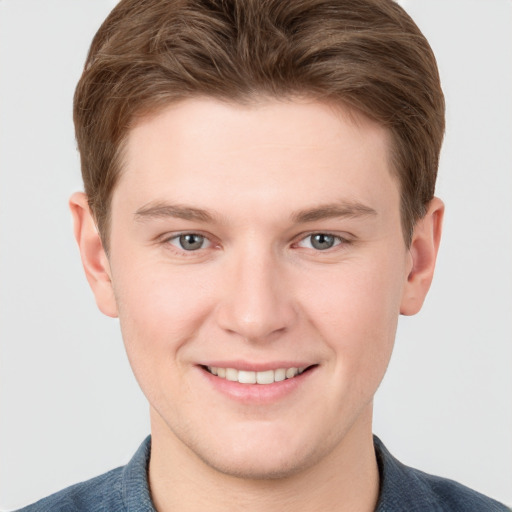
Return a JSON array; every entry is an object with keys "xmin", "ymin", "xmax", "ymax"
[
  {"xmin": 134, "ymin": 202, "xmax": 216, "ymax": 222},
  {"xmin": 134, "ymin": 200, "xmax": 377, "ymax": 224},
  {"xmin": 291, "ymin": 202, "xmax": 378, "ymax": 223}
]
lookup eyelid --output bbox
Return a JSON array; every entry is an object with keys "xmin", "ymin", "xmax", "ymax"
[
  {"xmin": 157, "ymin": 230, "xmax": 352, "ymax": 255},
  {"xmin": 294, "ymin": 231, "xmax": 352, "ymax": 250},
  {"xmin": 160, "ymin": 231, "xmax": 218, "ymax": 253}
]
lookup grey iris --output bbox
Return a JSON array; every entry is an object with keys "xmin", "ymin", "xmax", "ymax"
[
  {"xmin": 179, "ymin": 234, "xmax": 204, "ymax": 250},
  {"xmin": 311, "ymin": 234, "xmax": 335, "ymax": 250}
]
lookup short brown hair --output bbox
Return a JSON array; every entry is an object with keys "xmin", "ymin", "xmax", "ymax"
[{"xmin": 74, "ymin": 0, "xmax": 444, "ymax": 247}]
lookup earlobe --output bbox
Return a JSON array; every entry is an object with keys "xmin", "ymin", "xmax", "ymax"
[
  {"xmin": 400, "ymin": 197, "xmax": 444, "ymax": 316},
  {"xmin": 69, "ymin": 192, "xmax": 118, "ymax": 318}
]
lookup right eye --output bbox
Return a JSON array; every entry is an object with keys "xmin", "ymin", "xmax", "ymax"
[{"xmin": 167, "ymin": 233, "xmax": 211, "ymax": 251}]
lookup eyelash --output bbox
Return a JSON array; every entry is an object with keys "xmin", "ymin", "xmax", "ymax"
[
  {"xmin": 294, "ymin": 233, "xmax": 349, "ymax": 251},
  {"xmin": 163, "ymin": 232, "xmax": 214, "ymax": 253},
  {"xmin": 161, "ymin": 231, "xmax": 351, "ymax": 255}
]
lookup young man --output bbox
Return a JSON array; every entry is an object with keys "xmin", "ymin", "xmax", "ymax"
[{"xmin": 15, "ymin": 0, "xmax": 509, "ymax": 511}]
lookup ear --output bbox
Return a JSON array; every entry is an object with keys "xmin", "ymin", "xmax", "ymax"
[
  {"xmin": 69, "ymin": 192, "xmax": 118, "ymax": 318},
  {"xmin": 400, "ymin": 197, "xmax": 444, "ymax": 316}
]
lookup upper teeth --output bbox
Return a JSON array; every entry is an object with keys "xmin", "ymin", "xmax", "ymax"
[{"xmin": 207, "ymin": 366, "xmax": 306, "ymax": 384}]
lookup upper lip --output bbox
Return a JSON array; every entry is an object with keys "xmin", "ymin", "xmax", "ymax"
[{"xmin": 198, "ymin": 361, "xmax": 316, "ymax": 372}]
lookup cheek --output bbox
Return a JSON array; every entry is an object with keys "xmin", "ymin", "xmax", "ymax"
[
  {"xmin": 300, "ymin": 257, "xmax": 405, "ymax": 378},
  {"xmin": 112, "ymin": 260, "xmax": 216, "ymax": 372}
]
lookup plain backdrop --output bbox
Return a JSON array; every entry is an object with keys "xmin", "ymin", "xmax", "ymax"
[{"xmin": 0, "ymin": 0, "xmax": 511, "ymax": 509}]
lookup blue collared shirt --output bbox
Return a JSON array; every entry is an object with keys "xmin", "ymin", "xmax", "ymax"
[{"xmin": 16, "ymin": 435, "xmax": 510, "ymax": 511}]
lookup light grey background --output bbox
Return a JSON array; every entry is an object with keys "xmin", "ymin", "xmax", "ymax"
[{"xmin": 1, "ymin": 0, "xmax": 511, "ymax": 509}]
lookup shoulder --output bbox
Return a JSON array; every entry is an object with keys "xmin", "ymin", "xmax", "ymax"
[
  {"xmin": 14, "ymin": 466, "xmax": 124, "ymax": 512},
  {"xmin": 374, "ymin": 436, "xmax": 510, "ymax": 512},
  {"xmin": 14, "ymin": 436, "xmax": 154, "ymax": 512},
  {"xmin": 402, "ymin": 465, "xmax": 510, "ymax": 512}
]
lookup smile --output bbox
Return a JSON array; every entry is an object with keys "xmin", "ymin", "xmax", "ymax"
[{"xmin": 206, "ymin": 366, "xmax": 309, "ymax": 385}]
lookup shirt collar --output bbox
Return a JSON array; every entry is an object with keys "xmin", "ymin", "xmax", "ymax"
[
  {"xmin": 374, "ymin": 434, "xmax": 439, "ymax": 511},
  {"xmin": 120, "ymin": 434, "xmax": 438, "ymax": 511},
  {"xmin": 121, "ymin": 435, "xmax": 156, "ymax": 512}
]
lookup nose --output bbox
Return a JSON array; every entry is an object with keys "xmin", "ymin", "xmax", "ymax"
[{"xmin": 215, "ymin": 247, "xmax": 298, "ymax": 342}]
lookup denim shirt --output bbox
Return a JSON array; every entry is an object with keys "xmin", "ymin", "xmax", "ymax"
[{"xmin": 16, "ymin": 435, "xmax": 510, "ymax": 511}]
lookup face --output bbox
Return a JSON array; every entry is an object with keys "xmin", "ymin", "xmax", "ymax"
[{"xmin": 98, "ymin": 98, "xmax": 414, "ymax": 478}]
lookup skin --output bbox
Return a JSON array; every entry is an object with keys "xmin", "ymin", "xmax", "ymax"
[{"xmin": 71, "ymin": 97, "xmax": 443, "ymax": 512}]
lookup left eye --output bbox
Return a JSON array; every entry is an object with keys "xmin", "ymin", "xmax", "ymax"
[
  {"xmin": 297, "ymin": 233, "xmax": 342, "ymax": 251},
  {"xmin": 168, "ymin": 233, "xmax": 210, "ymax": 251}
]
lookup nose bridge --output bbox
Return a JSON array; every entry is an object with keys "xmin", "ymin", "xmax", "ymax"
[{"xmin": 215, "ymin": 242, "xmax": 296, "ymax": 341}]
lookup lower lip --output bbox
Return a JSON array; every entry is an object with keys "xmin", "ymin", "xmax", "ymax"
[{"xmin": 198, "ymin": 366, "xmax": 315, "ymax": 404}]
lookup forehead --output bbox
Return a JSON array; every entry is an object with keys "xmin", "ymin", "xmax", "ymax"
[{"xmin": 114, "ymin": 97, "xmax": 398, "ymax": 220}]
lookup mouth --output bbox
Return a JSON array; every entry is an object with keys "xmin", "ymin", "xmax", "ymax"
[{"xmin": 202, "ymin": 365, "xmax": 315, "ymax": 385}]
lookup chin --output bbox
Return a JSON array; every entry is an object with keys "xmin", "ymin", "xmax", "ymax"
[
  {"xmin": 196, "ymin": 446, "xmax": 318, "ymax": 481},
  {"xmin": 184, "ymin": 426, "xmax": 333, "ymax": 481}
]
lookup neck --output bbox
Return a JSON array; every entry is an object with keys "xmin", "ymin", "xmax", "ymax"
[{"xmin": 148, "ymin": 407, "xmax": 379, "ymax": 512}]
